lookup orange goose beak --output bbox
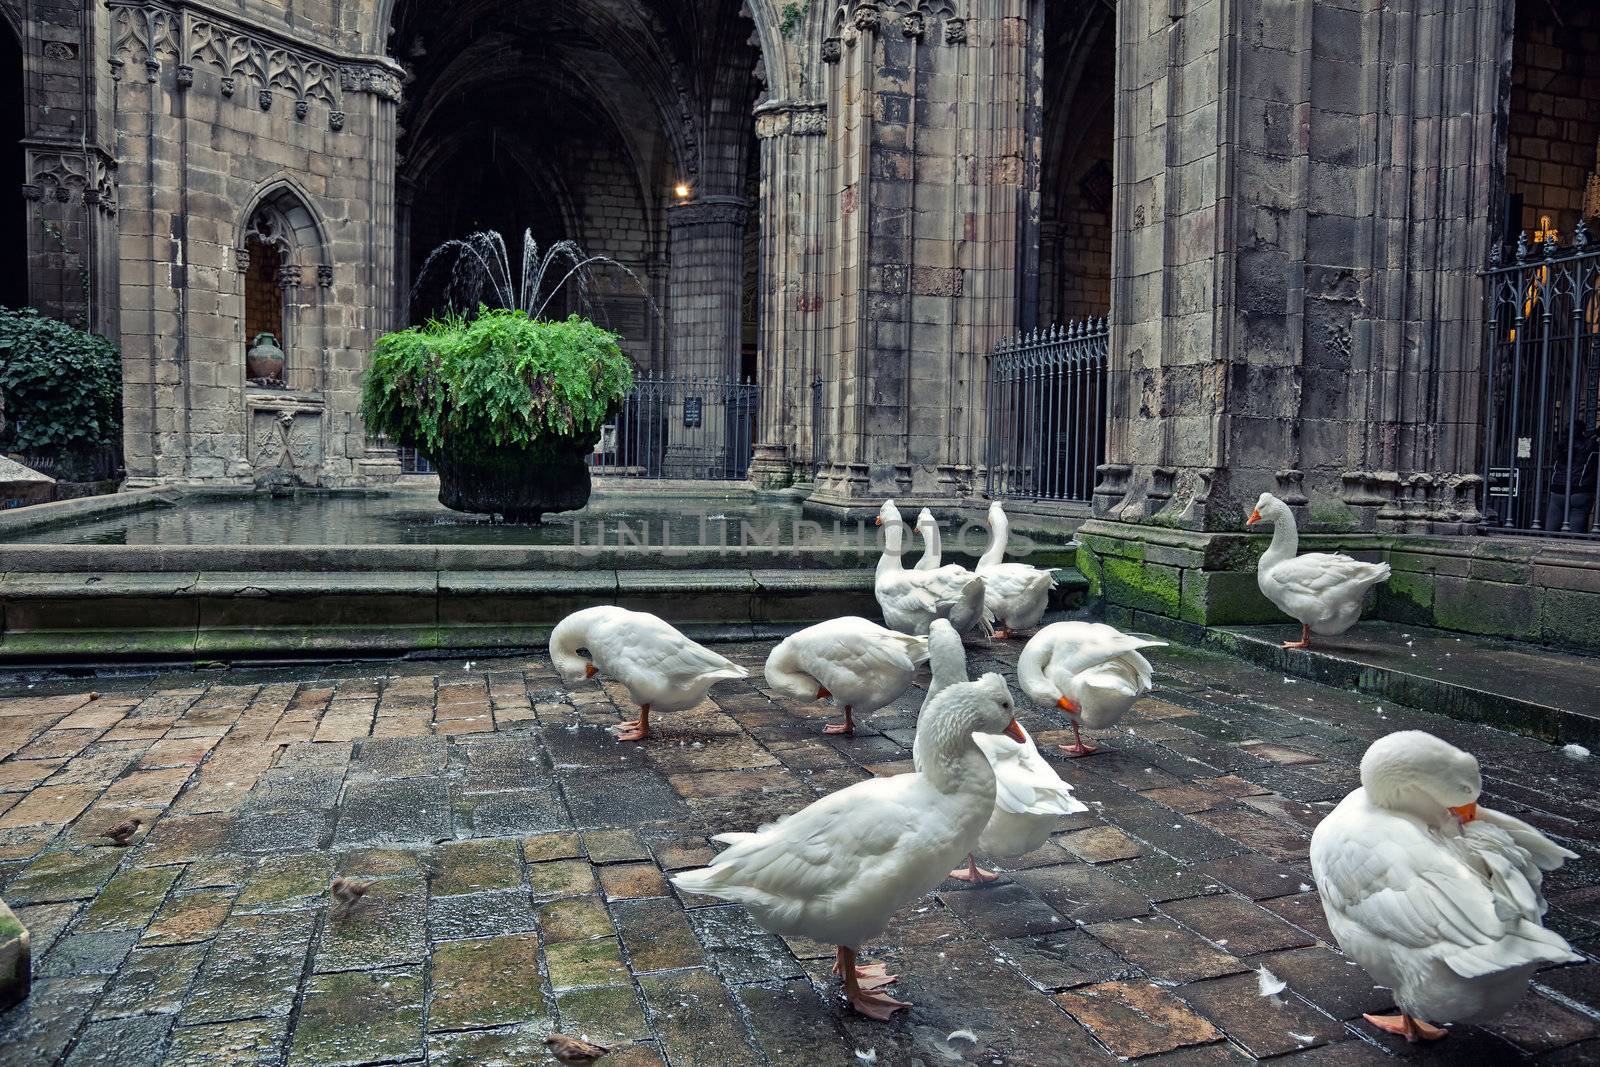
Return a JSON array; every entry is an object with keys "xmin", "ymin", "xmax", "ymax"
[
  {"xmin": 1056, "ymin": 696, "xmax": 1081, "ymax": 715},
  {"xmin": 1003, "ymin": 718, "xmax": 1027, "ymax": 743},
  {"xmin": 584, "ymin": 663, "xmax": 598, "ymax": 679},
  {"xmin": 1246, "ymin": 509, "xmax": 1262, "ymax": 526},
  {"xmin": 1449, "ymin": 802, "xmax": 1478, "ymax": 824}
]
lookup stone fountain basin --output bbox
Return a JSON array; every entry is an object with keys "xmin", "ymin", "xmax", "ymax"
[{"xmin": 0, "ymin": 485, "xmax": 1087, "ymax": 663}]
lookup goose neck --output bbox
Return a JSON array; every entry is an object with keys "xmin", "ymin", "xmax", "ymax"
[
  {"xmin": 1261, "ymin": 507, "xmax": 1299, "ymax": 566},
  {"xmin": 978, "ymin": 512, "xmax": 1008, "ymax": 568},
  {"xmin": 878, "ymin": 520, "xmax": 905, "ymax": 575}
]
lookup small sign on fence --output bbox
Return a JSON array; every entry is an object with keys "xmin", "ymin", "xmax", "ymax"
[{"xmin": 683, "ymin": 396, "xmax": 703, "ymax": 428}]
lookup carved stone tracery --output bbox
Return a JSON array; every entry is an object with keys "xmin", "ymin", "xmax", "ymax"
[{"xmin": 109, "ymin": 2, "xmax": 404, "ymax": 130}]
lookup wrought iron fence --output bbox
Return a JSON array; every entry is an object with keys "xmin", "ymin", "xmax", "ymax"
[
  {"xmin": 397, "ymin": 447, "xmax": 433, "ymax": 475},
  {"xmin": 811, "ymin": 374, "xmax": 824, "ymax": 477},
  {"xmin": 588, "ymin": 370, "xmax": 759, "ymax": 480},
  {"xmin": 985, "ymin": 319, "xmax": 1108, "ymax": 502},
  {"xmin": 1480, "ymin": 226, "xmax": 1600, "ymax": 539}
]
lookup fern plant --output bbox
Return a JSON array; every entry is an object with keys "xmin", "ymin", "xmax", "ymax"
[{"xmin": 361, "ymin": 308, "xmax": 633, "ymax": 462}]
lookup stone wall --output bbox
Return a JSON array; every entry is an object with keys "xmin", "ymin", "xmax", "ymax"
[
  {"xmin": 1504, "ymin": 0, "xmax": 1599, "ymax": 237},
  {"xmin": 106, "ymin": 0, "xmax": 403, "ymax": 487}
]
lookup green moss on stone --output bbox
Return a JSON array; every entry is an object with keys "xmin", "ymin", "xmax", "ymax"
[
  {"xmin": 1375, "ymin": 568, "xmax": 1434, "ymax": 626},
  {"xmin": 1100, "ymin": 556, "xmax": 1181, "ymax": 617}
]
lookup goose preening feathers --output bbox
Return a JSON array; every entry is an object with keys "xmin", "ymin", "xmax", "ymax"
[
  {"xmin": 975, "ymin": 501, "xmax": 1062, "ymax": 638},
  {"xmin": 764, "ymin": 616, "xmax": 930, "ymax": 736},
  {"xmin": 672, "ymin": 669, "xmax": 1023, "ymax": 1019},
  {"xmin": 919, "ymin": 620, "xmax": 1087, "ymax": 884},
  {"xmin": 1310, "ymin": 731, "xmax": 1580, "ymax": 1042},
  {"xmin": 1018, "ymin": 621, "xmax": 1165, "ymax": 756},
  {"xmin": 550, "ymin": 606, "xmax": 749, "ymax": 741},
  {"xmin": 1248, "ymin": 492, "xmax": 1391, "ymax": 649},
  {"xmin": 873, "ymin": 499, "xmax": 992, "ymax": 638}
]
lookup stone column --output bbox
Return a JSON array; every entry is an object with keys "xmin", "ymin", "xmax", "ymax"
[
  {"xmin": 1080, "ymin": 0, "xmax": 1506, "ymax": 629},
  {"xmin": 805, "ymin": 1, "xmax": 1036, "ymax": 511},
  {"xmin": 666, "ymin": 195, "xmax": 749, "ymax": 380},
  {"xmin": 748, "ymin": 100, "xmax": 827, "ymax": 489},
  {"xmin": 1093, "ymin": 0, "xmax": 1500, "ymax": 535}
]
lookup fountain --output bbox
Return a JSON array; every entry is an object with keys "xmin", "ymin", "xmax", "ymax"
[{"xmin": 372, "ymin": 230, "xmax": 655, "ymax": 523}]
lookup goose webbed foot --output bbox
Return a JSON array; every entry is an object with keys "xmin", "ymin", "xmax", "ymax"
[
  {"xmin": 835, "ymin": 947, "xmax": 909, "ymax": 1020},
  {"xmin": 1364, "ymin": 1013, "xmax": 1447, "ymax": 1042},
  {"xmin": 612, "ymin": 705, "xmax": 651, "ymax": 742},
  {"xmin": 1057, "ymin": 721, "xmax": 1098, "ymax": 758},
  {"xmin": 1281, "ymin": 624, "xmax": 1311, "ymax": 649},
  {"xmin": 948, "ymin": 855, "xmax": 999, "ymax": 884},
  {"xmin": 823, "ymin": 706, "xmax": 854, "ymax": 736}
]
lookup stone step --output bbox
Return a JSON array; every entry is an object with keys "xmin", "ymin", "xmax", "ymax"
[
  {"xmin": 0, "ymin": 567, "xmax": 1089, "ymax": 663},
  {"xmin": 1112, "ymin": 609, "xmax": 1600, "ymax": 747}
]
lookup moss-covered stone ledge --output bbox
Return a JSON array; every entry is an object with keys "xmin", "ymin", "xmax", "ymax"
[
  {"xmin": 0, "ymin": 899, "xmax": 28, "ymax": 1011},
  {"xmin": 1077, "ymin": 520, "xmax": 1600, "ymax": 655}
]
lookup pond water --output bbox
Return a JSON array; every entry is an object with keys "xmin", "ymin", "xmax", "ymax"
[{"xmin": 6, "ymin": 491, "xmax": 897, "ymax": 549}]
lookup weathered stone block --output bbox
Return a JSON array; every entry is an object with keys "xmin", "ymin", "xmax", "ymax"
[
  {"xmin": 1433, "ymin": 576, "xmax": 1540, "ymax": 641},
  {"xmin": 1101, "ymin": 556, "xmax": 1181, "ymax": 617},
  {"xmin": 1179, "ymin": 569, "xmax": 1278, "ymax": 626}
]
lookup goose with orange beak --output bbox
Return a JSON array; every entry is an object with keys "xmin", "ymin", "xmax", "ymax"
[
  {"xmin": 549, "ymin": 606, "xmax": 749, "ymax": 742},
  {"xmin": 672, "ymin": 671, "xmax": 1021, "ymax": 1020},
  {"xmin": 1311, "ymin": 730, "xmax": 1580, "ymax": 1044},
  {"xmin": 1248, "ymin": 491, "xmax": 1391, "ymax": 649},
  {"xmin": 918, "ymin": 620, "xmax": 1087, "ymax": 884},
  {"xmin": 1016, "ymin": 621, "xmax": 1166, "ymax": 757}
]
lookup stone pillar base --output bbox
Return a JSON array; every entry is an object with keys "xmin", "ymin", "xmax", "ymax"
[
  {"xmin": 747, "ymin": 442, "xmax": 793, "ymax": 490},
  {"xmin": 0, "ymin": 898, "xmax": 30, "ymax": 1010}
]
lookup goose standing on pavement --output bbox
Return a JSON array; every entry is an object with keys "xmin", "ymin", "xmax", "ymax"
[
  {"xmin": 764, "ymin": 616, "xmax": 930, "ymax": 736},
  {"xmin": 550, "ymin": 606, "xmax": 749, "ymax": 742},
  {"xmin": 1311, "ymin": 731, "xmax": 1581, "ymax": 1043},
  {"xmin": 1017, "ymin": 621, "xmax": 1165, "ymax": 756},
  {"xmin": 873, "ymin": 499, "xmax": 992, "ymax": 638},
  {"xmin": 672, "ymin": 671, "xmax": 1023, "ymax": 1019},
  {"xmin": 975, "ymin": 501, "xmax": 1062, "ymax": 638}
]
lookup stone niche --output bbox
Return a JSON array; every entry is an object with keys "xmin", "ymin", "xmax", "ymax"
[{"xmin": 247, "ymin": 397, "xmax": 324, "ymax": 488}]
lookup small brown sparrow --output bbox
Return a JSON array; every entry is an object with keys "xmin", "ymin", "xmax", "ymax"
[
  {"xmin": 98, "ymin": 817, "xmax": 143, "ymax": 846},
  {"xmin": 544, "ymin": 1033, "xmax": 609, "ymax": 1064},
  {"xmin": 329, "ymin": 877, "xmax": 371, "ymax": 918}
]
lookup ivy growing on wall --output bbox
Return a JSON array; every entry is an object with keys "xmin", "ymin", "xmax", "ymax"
[{"xmin": 780, "ymin": 0, "xmax": 807, "ymax": 38}]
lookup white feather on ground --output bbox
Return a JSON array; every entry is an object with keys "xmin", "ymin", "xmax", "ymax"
[
  {"xmin": 1562, "ymin": 743, "xmax": 1590, "ymax": 761},
  {"xmin": 1257, "ymin": 966, "xmax": 1287, "ymax": 996}
]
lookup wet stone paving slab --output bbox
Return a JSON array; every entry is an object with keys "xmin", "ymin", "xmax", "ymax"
[{"xmin": 0, "ymin": 641, "xmax": 1596, "ymax": 1065}]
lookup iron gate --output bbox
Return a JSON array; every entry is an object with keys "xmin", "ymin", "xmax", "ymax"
[
  {"xmin": 985, "ymin": 320, "xmax": 1108, "ymax": 502},
  {"xmin": 588, "ymin": 370, "xmax": 759, "ymax": 481},
  {"xmin": 1481, "ymin": 227, "xmax": 1600, "ymax": 538}
]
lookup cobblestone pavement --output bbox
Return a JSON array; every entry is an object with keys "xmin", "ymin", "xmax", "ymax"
[{"xmin": 0, "ymin": 639, "xmax": 1596, "ymax": 1067}]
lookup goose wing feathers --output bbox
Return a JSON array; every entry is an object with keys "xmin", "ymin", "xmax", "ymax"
[
  {"xmin": 591, "ymin": 612, "xmax": 746, "ymax": 686},
  {"xmin": 972, "ymin": 729, "xmax": 1087, "ymax": 817},
  {"xmin": 1315, "ymin": 807, "xmax": 1579, "ymax": 979},
  {"xmin": 683, "ymin": 775, "xmax": 925, "ymax": 902},
  {"xmin": 1268, "ymin": 552, "xmax": 1390, "ymax": 598}
]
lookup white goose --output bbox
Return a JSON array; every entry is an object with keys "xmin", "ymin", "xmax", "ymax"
[
  {"xmin": 672, "ymin": 671, "xmax": 1022, "ymax": 1020},
  {"xmin": 976, "ymin": 501, "xmax": 1061, "ymax": 637},
  {"xmin": 918, "ymin": 620, "xmax": 1087, "ymax": 884},
  {"xmin": 549, "ymin": 606, "xmax": 749, "ymax": 742},
  {"xmin": 764, "ymin": 616, "xmax": 930, "ymax": 736},
  {"xmin": 873, "ymin": 499, "xmax": 991, "ymax": 637},
  {"xmin": 1018, "ymin": 621, "xmax": 1166, "ymax": 756},
  {"xmin": 913, "ymin": 507, "xmax": 942, "ymax": 571},
  {"xmin": 1249, "ymin": 491, "xmax": 1391, "ymax": 649},
  {"xmin": 1311, "ymin": 731, "xmax": 1580, "ymax": 1043}
]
